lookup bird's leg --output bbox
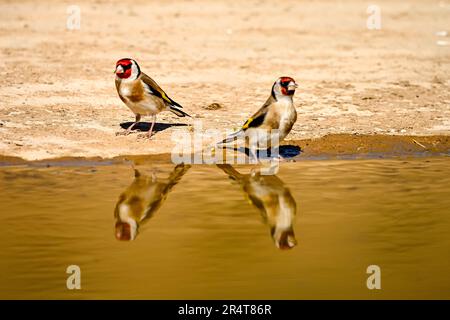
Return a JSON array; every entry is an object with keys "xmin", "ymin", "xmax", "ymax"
[
  {"xmin": 249, "ymin": 147, "xmax": 260, "ymax": 164},
  {"xmin": 117, "ymin": 114, "xmax": 141, "ymax": 136},
  {"xmin": 147, "ymin": 115, "xmax": 156, "ymax": 139},
  {"xmin": 126, "ymin": 114, "xmax": 141, "ymax": 134}
]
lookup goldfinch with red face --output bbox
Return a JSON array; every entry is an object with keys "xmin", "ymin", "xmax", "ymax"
[
  {"xmin": 115, "ymin": 58, "xmax": 190, "ymax": 138},
  {"xmin": 219, "ymin": 77, "xmax": 298, "ymax": 150}
]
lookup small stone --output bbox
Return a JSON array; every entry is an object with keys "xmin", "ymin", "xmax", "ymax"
[
  {"xmin": 432, "ymin": 76, "xmax": 443, "ymax": 84},
  {"xmin": 203, "ymin": 103, "xmax": 223, "ymax": 110},
  {"xmin": 398, "ymin": 80, "xmax": 411, "ymax": 87}
]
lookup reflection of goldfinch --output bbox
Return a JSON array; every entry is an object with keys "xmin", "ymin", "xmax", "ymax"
[
  {"xmin": 217, "ymin": 164, "xmax": 297, "ymax": 250},
  {"xmin": 115, "ymin": 58, "xmax": 190, "ymax": 138},
  {"xmin": 114, "ymin": 163, "xmax": 190, "ymax": 241},
  {"xmin": 219, "ymin": 77, "xmax": 298, "ymax": 148}
]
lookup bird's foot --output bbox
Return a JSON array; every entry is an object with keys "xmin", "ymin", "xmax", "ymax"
[
  {"xmin": 137, "ymin": 132, "xmax": 155, "ymax": 140},
  {"xmin": 115, "ymin": 130, "xmax": 134, "ymax": 136}
]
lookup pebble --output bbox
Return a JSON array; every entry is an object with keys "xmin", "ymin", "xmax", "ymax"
[{"xmin": 203, "ymin": 103, "xmax": 223, "ymax": 110}]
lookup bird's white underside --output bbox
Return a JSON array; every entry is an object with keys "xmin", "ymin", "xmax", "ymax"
[
  {"xmin": 118, "ymin": 204, "xmax": 138, "ymax": 240},
  {"xmin": 276, "ymin": 97, "xmax": 296, "ymax": 138},
  {"xmin": 246, "ymin": 97, "xmax": 296, "ymax": 147}
]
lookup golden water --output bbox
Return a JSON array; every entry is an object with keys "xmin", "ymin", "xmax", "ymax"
[{"xmin": 0, "ymin": 158, "xmax": 449, "ymax": 299}]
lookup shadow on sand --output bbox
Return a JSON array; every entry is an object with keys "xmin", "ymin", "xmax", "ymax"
[
  {"xmin": 230, "ymin": 145, "xmax": 302, "ymax": 160},
  {"xmin": 120, "ymin": 122, "xmax": 188, "ymax": 134}
]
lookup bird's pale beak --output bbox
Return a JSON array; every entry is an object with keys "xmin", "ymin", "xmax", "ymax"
[
  {"xmin": 288, "ymin": 82, "xmax": 298, "ymax": 91},
  {"xmin": 115, "ymin": 65, "xmax": 124, "ymax": 74}
]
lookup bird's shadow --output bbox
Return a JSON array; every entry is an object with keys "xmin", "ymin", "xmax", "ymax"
[
  {"xmin": 279, "ymin": 145, "xmax": 302, "ymax": 158},
  {"xmin": 226, "ymin": 145, "xmax": 302, "ymax": 160},
  {"xmin": 120, "ymin": 122, "xmax": 188, "ymax": 134}
]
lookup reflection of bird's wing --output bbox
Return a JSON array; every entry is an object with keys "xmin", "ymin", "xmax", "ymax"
[
  {"xmin": 245, "ymin": 175, "xmax": 292, "ymax": 217},
  {"xmin": 114, "ymin": 171, "xmax": 157, "ymax": 222},
  {"xmin": 142, "ymin": 163, "xmax": 190, "ymax": 221},
  {"xmin": 245, "ymin": 186, "xmax": 280, "ymax": 220},
  {"xmin": 141, "ymin": 164, "xmax": 190, "ymax": 221},
  {"xmin": 140, "ymin": 72, "xmax": 183, "ymax": 108},
  {"xmin": 217, "ymin": 165, "xmax": 279, "ymax": 216}
]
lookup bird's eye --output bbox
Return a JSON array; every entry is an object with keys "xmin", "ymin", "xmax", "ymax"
[{"xmin": 122, "ymin": 64, "xmax": 132, "ymax": 70}]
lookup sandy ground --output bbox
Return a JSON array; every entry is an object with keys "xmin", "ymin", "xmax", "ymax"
[{"xmin": 0, "ymin": 0, "xmax": 449, "ymax": 161}]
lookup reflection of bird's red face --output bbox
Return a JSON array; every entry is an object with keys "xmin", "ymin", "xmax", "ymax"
[
  {"xmin": 279, "ymin": 77, "xmax": 297, "ymax": 96},
  {"xmin": 115, "ymin": 58, "xmax": 133, "ymax": 79},
  {"xmin": 115, "ymin": 221, "xmax": 132, "ymax": 241}
]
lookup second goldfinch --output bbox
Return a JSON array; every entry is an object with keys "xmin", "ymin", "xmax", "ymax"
[
  {"xmin": 219, "ymin": 77, "xmax": 298, "ymax": 149},
  {"xmin": 115, "ymin": 58, "xmax": 190, "ymax": 138}
]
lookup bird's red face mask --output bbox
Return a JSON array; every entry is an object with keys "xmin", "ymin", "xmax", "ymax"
[
  {"xmin": 115, "ymin": 59, "xmax": 133, "ymax": 79},
  {"xmin": 115, "ymin": 221, "xmax": 132, "ymax": 241},
  {"xmin": 279, "ymin": 77, "xmax": 298, "ymax": 96}
]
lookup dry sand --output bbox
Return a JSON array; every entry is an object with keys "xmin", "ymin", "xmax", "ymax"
[{"xmin": 0, "ymin": 0, "xmax": 449, "ymax": 161}]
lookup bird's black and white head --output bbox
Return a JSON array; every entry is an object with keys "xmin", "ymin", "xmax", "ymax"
[
  {"xmin": 115, "ymin": 58, "xmax": 141, "ymax": 81},
  {"xmin": 272, "ymin": 77, "xmax": 298, "ymax": 100}
]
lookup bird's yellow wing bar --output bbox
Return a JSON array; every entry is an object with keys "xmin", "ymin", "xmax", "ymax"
[{"xmin": 242, "ymin": 117, "xmax": 254, "ymax": 130}]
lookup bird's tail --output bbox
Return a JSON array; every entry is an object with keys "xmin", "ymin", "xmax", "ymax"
[
  {"xmin": 216, "ymin": 164, "xmax": 244, "ymax": 182},
  {"xmin": 169, "ymin": 105, "xmax": 191, "ymax": 117},
  {"xmin": 217, "ymin": 129, "xmax": 244, "ymax": 145},
  {"xmin": 163, "ymin": 163, "xmax": 191, "ymax": 194}
]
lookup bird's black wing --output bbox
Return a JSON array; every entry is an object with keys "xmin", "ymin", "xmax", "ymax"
[
  {"xmin": 241, "ymin": 95, "xmax": 275, "ymax": 131},
  {"xmin": 140, "ymin": 73, "xmax": 183, "ymax": 108}
]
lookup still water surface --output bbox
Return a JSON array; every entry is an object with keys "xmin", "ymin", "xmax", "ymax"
[{"xmin": 0, "ymin": 158, "xmax": 449, "ymax": 299}]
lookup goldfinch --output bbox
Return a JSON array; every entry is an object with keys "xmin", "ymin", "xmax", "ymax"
[
  {"xmin": 217, "ymin": 164, "xmax": 297, "ymax": 249},
  {"xmin": 115, "ymin": 58, "xmax": 190, "ymax": 138},
  {"xmin": 114, "ymin": 163, "xmax": 190, "ymax": 241},
  {"xmin": 219, "ymin": 77, "xmax": 298, "ymax": 150}
]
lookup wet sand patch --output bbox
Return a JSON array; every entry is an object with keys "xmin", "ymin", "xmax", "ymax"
[{"xmin": 1, "ymin": 134, "xmax": 448, "ymax": 167}]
